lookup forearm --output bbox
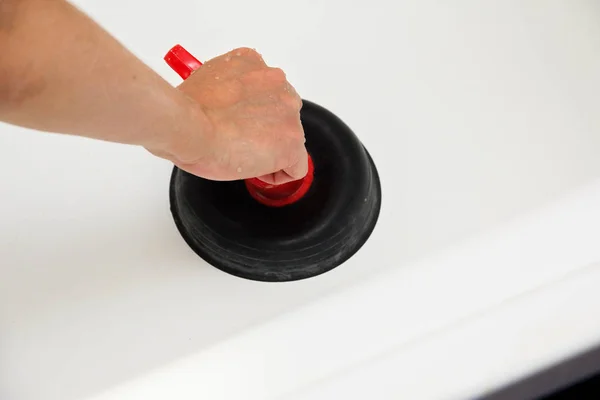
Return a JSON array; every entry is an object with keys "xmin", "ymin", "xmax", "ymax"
[{"xmin": 0, "ymin": 0, "xmax": 206, "ymax": 153}]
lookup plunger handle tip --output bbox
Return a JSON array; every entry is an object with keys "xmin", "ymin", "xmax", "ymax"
[{"xmin": 164, "ymin": 44, "xmax": 203, "ymax": 80}]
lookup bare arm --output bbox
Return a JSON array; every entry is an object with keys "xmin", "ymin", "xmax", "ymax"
[
  {"xmin": 0, "ymin": 0, "xmax": 307, "ymax": 183},
  {"xmin": 0, "ymin": 0, "xmax": 205, "ymax": 157}
]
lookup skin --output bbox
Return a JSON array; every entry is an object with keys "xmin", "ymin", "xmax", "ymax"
[{"xmin": 0, "ymin": 0, "xmax": 308, "ymax": 184}]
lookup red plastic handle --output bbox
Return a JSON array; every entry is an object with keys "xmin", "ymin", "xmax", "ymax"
[
  {"xmin": 164, "ymin": 44, "xmax": 203, "ymax": 80},
  {"xmin": 164, "ymin": 44, "xmax": 313, "ymax": 207}
]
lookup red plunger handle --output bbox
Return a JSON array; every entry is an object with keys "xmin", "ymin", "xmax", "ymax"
[
  {"xmin": 164, "ymin": 44, "xmax": 203, "ymax": 80},
  {"xmin": 163, "ymin": 44, "xmax": 313, "ymax": 207}
]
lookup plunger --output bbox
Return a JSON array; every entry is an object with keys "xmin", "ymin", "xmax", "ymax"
[{"xmin": 165, "ymin": 44, "xmax": 382, "ymax": 282}]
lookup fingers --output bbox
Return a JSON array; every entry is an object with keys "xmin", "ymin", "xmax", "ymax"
[
  {"xmin": 256, "ymin": 144, "xmax": 309, "ymax": 185},
  {"xmin": 283, "ymin": 146, "xmax": 309, "ymax": 180},
  {"xmin": 239, "ymin": 67, "xmax": 286, "ymax": 92},
  {"xmin": 256, "ymin": 165, "xmax": 307, "ymax": 185},
  {"xmin": 255, "ymin": 171, "xmax": 289, "ymax": 185}
]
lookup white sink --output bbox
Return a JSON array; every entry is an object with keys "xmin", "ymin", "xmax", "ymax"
[{"xmin": 1, "ymin": 1, "xmax": 600, "ymax": 399}]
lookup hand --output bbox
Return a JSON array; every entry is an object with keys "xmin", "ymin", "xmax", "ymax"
[{"xmin": 160, "ymin": 47, "xmax": 308, "ymax": 185}]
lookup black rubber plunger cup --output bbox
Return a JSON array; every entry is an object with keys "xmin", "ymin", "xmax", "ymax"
[{"xmin": 166, "ymin": 45, "xmax": 382, "ymax": 282}]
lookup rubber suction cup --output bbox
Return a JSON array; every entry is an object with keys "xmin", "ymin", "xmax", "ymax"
[
  {"xmin": 170, "ymin": 99, "xmax": 382, "ymax": 282},
  {"xmin": 164, "ymin": 44, "xmax": 381, "ymax": 281}
]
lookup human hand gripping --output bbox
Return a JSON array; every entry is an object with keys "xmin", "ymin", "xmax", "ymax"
[
  {"xmin": 0, "ymin": 0, "xmax": 306, "ymax": 184},
  {"xmin": 148, "ymin": 47, "xmax": 309, "ymax": 185}
]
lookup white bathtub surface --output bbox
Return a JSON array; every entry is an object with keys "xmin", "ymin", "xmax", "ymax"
[{"xmin": 1, "ymin": 1, "xmax": 600, "ymax": 399}]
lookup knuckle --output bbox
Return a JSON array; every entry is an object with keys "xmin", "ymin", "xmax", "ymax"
[
  {"xmin": 281, "ymin": 90, "xmax": 302, "ymax": 110},
  {"xmin": 278, "ymin": 146, "xmax": 300, "ymax": 170},
  {"xmin": 233, "ymin": 47, "xmax": 260, "ymax": 58},
  {"xmin": 284, "ymin": 117, "xmax": 304, "ymax": 139},
  {"xmin": 233, "ymin": 46, "xmax": 251, "ymax": 54},
  {"xmin": 287, "ymin": 151, "xmax": 301, "ymax": 168},
  {"xmin": 268, "ymin": 123, "xmax": 305, "ymax": 170},
  {"xmin": 266, "ymin": 67, "xmax": 287, "ymax": 82}
]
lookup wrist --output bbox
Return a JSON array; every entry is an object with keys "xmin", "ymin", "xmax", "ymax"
[{"xmin": 142, "ymin": 90, "xmax": 213, "ymax": 165}]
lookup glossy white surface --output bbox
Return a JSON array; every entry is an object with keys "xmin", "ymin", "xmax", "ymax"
[
  {"xmin": 87, "ymin": 179, "xmax": 600, "ymax": 400},
  {"xmin": 1, "ymin": 1, "xmax": 600, "ymax": 399}
]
